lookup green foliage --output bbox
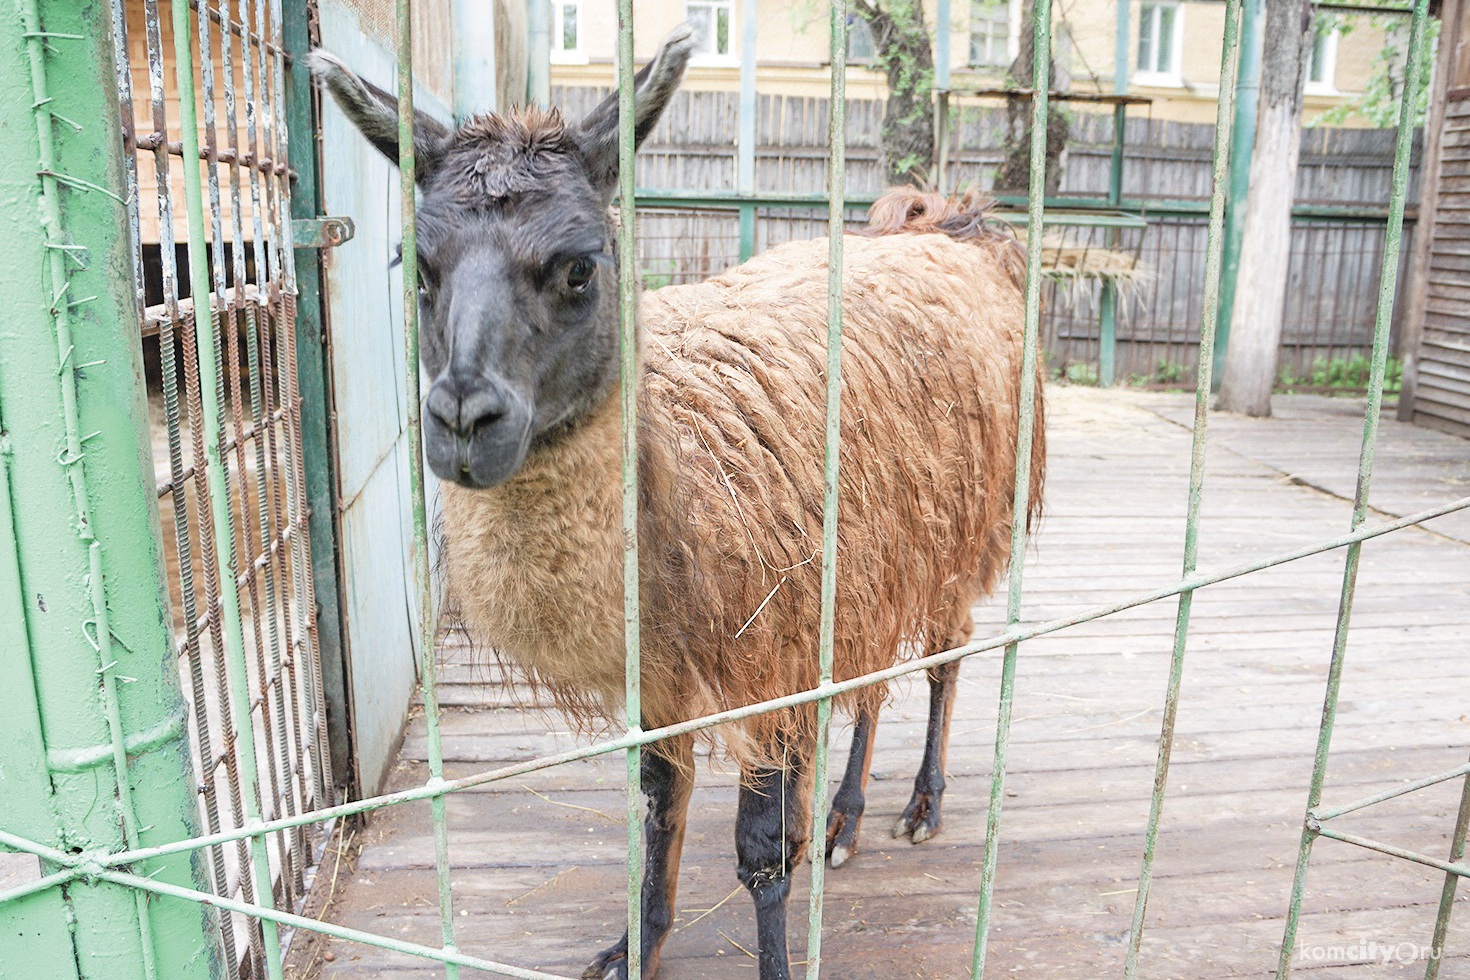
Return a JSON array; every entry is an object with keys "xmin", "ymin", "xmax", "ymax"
[
  {"xmin": 1152, "ymin": 359, "xmax": 1187, "ymax": 385},
  {"xmin": 641, "ymin": 260, "xmax": 677, "ymax": 291},
  {"xmin": 1310, "ymin": 13, "xmax": 1439, "ymax": 129},
  {"xmin": 1058, "ymin": 361, "xmax": 1099, "ymax": 385},
  {"xmin": 1276, "ymin": 354, "xmax": 1402, "ymax": 394}
]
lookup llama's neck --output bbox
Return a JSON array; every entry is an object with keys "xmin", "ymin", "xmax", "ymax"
[{"xmin": 440, "ymin": 389, "xmax": 630, "ymax": 702}]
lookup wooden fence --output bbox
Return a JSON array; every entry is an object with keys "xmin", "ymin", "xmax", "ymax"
[{"xmin": 556, "ymin": 86, "xmax": 1422, "ymax": 385}]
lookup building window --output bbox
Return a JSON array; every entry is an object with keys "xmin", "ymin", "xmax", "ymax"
[
  {"xmin": 970, "ymin": 0, "xmax": 1018, "ymax": 70},
  {"xmin": 1136, "ymin": 2, "xmax": 1183, "ymax": 85},
  {"xmin": 549, "ymin": 1, "xmax": 586, "ymax": 64},
  {"xmin": 1306, "ymin": 18, "xmax": 1339, "ymax": 94},
  {"xmin": 687, "ymin": 0, "xmax": 735, "ymax": 62},
  {"xmin": 848, "ymin": 14, "xmax": 877, "ymax": 64}
]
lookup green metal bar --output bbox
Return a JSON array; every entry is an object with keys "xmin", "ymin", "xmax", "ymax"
[
  {"xmin": 1098, "ymin": 97, "xmax": 1127, "ymax": 387},
  {"xmin": 1425, "ymin": 762, "xmax": 1470, "ymax": 980},
  {"xmin": 935, "ymin": 0, "xmax": 950, "ymax": 89},
  {"xmin": 0, "ymin": 868, "xmax": 82, "ymax": 909},
  {"xmin": 970, "ymin": 0, "xmax": 1050, "ymax": 973},
  {"xmin": 936, "ymin": 90, "xmax": 951, "ymax": 195},
  {"xmin": 396, "ymin": 0, "xmax": 462, "ymax": 975},
  {"xmin": 1113, "ymin": 0, "xmax": 1129, "ymax": 95},
  {"xmin": 1108, "ymin": 104, "xmax": 1126, "ymax": 205},
  {"xmin": 615, "ymin": 0, "xmax": 642, "ymax": 972},
  {"xmin": 1123, "ymin": 3, "xmax": 1243, "ymax": 976},
  {"xmin": 633, "ymin": 188, "xmax": 1401, "ymax": 224},
  {"xmin": 739, "ymin": 203, "xmax": 757, "ymax": 262},
  {"xmin": 1312, "ymin": 0, "xmax": 1412, "ymax": 12},
  {"xmin": 96, "ymin": 866, "xmax": 575, "ymax": 980},
  {"xmin": 1313, "ymin": 762, "xmax": 1470, "ymax": 823},
  {"xmin": 284, "ymin": 0, "xmax": 352, "ymax": 796},
  {"xmin": 1098, "ymin": 286, "xmax": 1117, "ymax": 386},
  {"xmin": 805, "ymin": 2, "xmax": 847, "ymax": 976},
  {"xmin": 169, "ymin": 0, "xmax": 286, "ymax": 973},
  {"xmin": 1213, "ymin": 0, "xmax": 1263, "ymax": 389},
  {"xmin": 1275, "ymin": 3, "xmax": 1430, "ymax": 977},
  {"xmin": 56, "ymin": 491, "xmax": 1468, "ymax": 874},
  {"xmin": 1307, "ymin": 827, "xmax": 1469, "ymax": 879},
  {"xmin": 934, "ymin": 0, "xmax": 952, "ymax": 190},
  {"xmin": 267, "ymin": 0, "xmax": 332, "ymax": 836},
  {"xmin": 0, "ymin": 0, "xmax": 217, "ymax": 973},
  {"xmin": 737, "ymin": 0, "xmax": 757, "ymax": 264},
  {"xmin": 527, "ymin": 0, "xmax": 550, "ymax": 105}
]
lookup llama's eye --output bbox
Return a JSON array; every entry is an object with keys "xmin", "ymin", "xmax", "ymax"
[
  {"xmin": 566, "ymin": 257, "xmax": 595, "ymax": 292},
  {"xmin": 417, "ymin": 267, "xmax": 437, "ymax": 300}
]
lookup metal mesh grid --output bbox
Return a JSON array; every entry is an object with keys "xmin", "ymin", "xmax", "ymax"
[
  {"xmin": 1, "ymin": 1, "xmax": 1467, "ymax": 979},
  {"xmin": 113, "ymin": 0, "xmax": 333, "ymax": 974}
]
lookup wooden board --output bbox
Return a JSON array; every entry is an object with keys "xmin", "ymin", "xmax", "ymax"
[{"xmin": 291, "ymin": 388, "xmax": 1469, "ymax": 979}]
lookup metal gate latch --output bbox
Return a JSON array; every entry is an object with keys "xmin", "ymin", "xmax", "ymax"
[{"xmin": 292, "ymin": 216, "xmax": 355, "ymax": 249}]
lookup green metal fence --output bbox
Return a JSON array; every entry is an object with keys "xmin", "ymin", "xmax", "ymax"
[{"xmin": 1, "ymin": 0, "xmax": 1467, "ymax": 978}]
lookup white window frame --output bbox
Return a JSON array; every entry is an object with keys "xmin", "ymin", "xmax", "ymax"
[
  {"xmin": 847, "ymin": 13, "xmax": 877, "ymax": 65},
  {"xmin": 1134, "ymin": 2, "xmax": 1184, "ymax": 88},
  {"xmin": 686, "ymin": 0, "xmax": 738, "ymax": 67},
  {"xmin": 1305, "ymin": 20, "xmax": 1340, "ymax": 95},
  {"xmin": 549, "ymin": 0, "xmax": 588, "ymax": 66},
  {"xmin": 968, "ymin": 0, "xmax": 1022, "ymax": 71}
]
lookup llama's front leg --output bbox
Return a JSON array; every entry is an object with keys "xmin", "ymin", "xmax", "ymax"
[
  {"xmin": 826, "ymin": 705, "xmax": 877, "ymax": 868},
  {"xmin": 893, "ymin": 660, "xmax": 960, "ymax": 843},
  {"xmin": 584, "ymin": 735, "xmax": 694, "ymax": 980},
  {"xmin": 736, "ymin": 751, "xmax": 811, "ymax": 980}
]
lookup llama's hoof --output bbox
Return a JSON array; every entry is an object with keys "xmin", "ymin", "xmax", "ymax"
[
  {"xmin": 892, "ymin": 791, "xmax": 943, "ymax": 844},
  {"xmin": 826, "ymin": 807, "xmax": 863, "ymax": 868},
  {"xmin": 583, "ymin": 939, "xmax": 628, "ymax": 980}
]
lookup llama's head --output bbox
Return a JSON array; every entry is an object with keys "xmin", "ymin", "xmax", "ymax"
[{"xmin": 309, "ymin": 27, "xmax": 695, "ymax": 488}]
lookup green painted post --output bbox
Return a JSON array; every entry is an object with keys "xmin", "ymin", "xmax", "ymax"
[
  {"xmin": 1098, "ymin": 285, "xmax": 1118, "ymax": 386},
  {"xmin": 283, "ymin": 0, "xmax": 353, "ymax": 797},
  {"xmin": 738, "ymin": 0, "xmax": 758, "ymax": 262},
  {"xmin": 1098, "ymin": 1, "xmax": 1130, "ymax": 386},
  {"xmin": 1213, "ymin": 0, "xmax": 1263, "ymax": 388},
  {"xmin": 0, "ymin": 0, "xmax": 219, "ymax": 976}
]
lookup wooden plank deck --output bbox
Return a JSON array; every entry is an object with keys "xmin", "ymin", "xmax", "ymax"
[{"xmin": 297, "ymin": 387, "xmax": 1470, "ymax": 979}]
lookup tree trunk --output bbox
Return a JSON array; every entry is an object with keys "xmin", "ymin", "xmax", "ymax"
[
  {"xmin": 994, "ymin": 1, "xmax": 1068, "ymax": 196},
  {"xmin": 1217, "ymin": 0, "xmax": 1313, "ymax": 416},
  {"xmin": 855, "ymin": 0, "xmax": 935, "ymax": 187}
]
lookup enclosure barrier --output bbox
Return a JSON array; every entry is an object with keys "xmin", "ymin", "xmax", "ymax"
[{"xmin": 1, "ymin": 1, "xmax": 1466, "ymax": 979}]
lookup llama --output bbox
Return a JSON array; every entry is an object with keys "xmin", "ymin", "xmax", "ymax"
[{"xmin": 311, "ymin": 27, "xmax": 1044, "ymax": 980}]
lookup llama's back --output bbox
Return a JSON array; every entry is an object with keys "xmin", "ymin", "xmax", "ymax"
[{"xmin": 636, "ymin": 194, "xmax": 1045, "ymax": 745}]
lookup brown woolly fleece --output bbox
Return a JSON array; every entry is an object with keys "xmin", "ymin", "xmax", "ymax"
[{"xmin": 442, "ymin": 190, "xmax": 1046, "ymax": 766}]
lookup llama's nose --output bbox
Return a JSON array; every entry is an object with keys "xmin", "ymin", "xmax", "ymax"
[{"xmin": 426, "ymin": 378, "xmax": 507, "ymax": 436}]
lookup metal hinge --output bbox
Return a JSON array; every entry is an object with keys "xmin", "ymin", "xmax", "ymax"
[{"xmin": 292, "ymin": 216, "xmax": 355, "ymax": 249}]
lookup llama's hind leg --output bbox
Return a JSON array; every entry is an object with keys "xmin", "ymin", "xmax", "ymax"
[
  {"xmin": 825, "ymin": 704, "xmax": 877, "ymax": 868},
  {"xmin": 736, "ymin": 744, "xmax": 812, "ymax": 980},
  {"xmin": 893, "ymin": 612, "xmax": 974, "ymax": 844},
  {"xmin": 584, "ymin": 734, "xmax": 694, "ymax": 980}
]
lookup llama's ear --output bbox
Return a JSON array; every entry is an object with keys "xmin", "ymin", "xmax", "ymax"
[
  {"xmin": 307, "ymin": 49, "xmax": 451, "ymax": 180},
  {"xmin": 576, "ymin": 24, "xmax": 696, "ymax": 197}
]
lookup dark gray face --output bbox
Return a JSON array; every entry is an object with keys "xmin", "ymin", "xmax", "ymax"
[
  {"xmin": 414, "ymin": 185, "xmax": 618, "ymax": 487},
  {"xmin": 308, "ymin": 25, "xmax": 696, "ymax": 488}
]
